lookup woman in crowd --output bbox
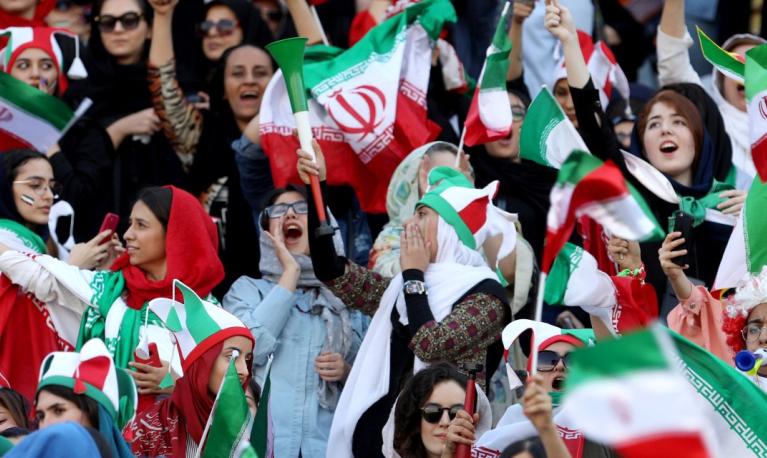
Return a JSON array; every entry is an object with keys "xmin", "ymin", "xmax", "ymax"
[
  {"xmin": 0, "ymin": 0, "xmax": 54, "ymax": 27},
  {"xmin": 0, "ymin": 150, "xmax": 117, "ymax": 402},
  {"xmin": 0, "ymin": 26, "xmax": 116, "ymax": 241},
  {"xmin": 128, "ymin": 286, "xmax": 255, "ymax": 457},
  {"xmin": 35, "ymin": 338, "xmax": 135, "ymax": 457},
  {"xmin": 0, "ymin": 186, "xmax": 223, "ymax": 413},
  {"xmin": 657, "ymin": 0, "xmax": 765, "ymax": 190},
  {"xmin": 385, "ymin": 362, "xmax": 492, "ymax": 458},
  {"xmin": 545, "ymin": 0, "xmax": 744, "ymax": 305},
  {"xmin": 147, "ymin": 0, "xmax": 273, "ymax": 291},
  {"xmin": 298, "ymin": 143, "xmax": 515, "ymax": 457},
  {"xmin": 83, "ymin": 0, "xmax": 194, "ymax": 236},
  {"xmin": 223, "ymin": 185, "xmax": 368, "ymax": 457},
  {"xmin": 0, "ymin": 388, "xmax": 28, "ymax": 434}
]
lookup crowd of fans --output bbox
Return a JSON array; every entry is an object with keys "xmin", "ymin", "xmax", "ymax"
[{"xmin": 0, "ymin": 0, "xmax": 765, "ymax": 456}]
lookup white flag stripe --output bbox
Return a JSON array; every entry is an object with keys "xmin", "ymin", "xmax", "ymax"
[
  {"xmin": 0, "ymin": 99, "xmax": 63, "ymax": 150},
  {"xmin": 478, "ymin": 87, "xmax": 512, "ymax": 130},
  {"xmin": 577, "ymin": 195, "xmax": 657, "ymax": 241}
]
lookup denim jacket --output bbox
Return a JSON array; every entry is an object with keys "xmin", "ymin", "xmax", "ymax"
[{"xmin": 223, "ymin": 277, "xmax": 369, "ymax": 458}]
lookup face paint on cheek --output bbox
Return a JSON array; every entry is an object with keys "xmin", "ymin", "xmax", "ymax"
[{"xmin": 20, "ymin": 194, "xmax": 36, "ymax": 206}]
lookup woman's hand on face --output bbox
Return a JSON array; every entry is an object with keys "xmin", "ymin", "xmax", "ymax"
[
  {"xmin": 264, "ymin": 219, "xmax": 300, "ymax": 272},
  {"xmin": 522, "ymin": 375, "xmax": 555, "ymax": 433},
  {"xmin": 441, "ymin": 409, "xmax": 479, "ymax": 457},
  {"xmin": 400, "ymin": 222, "xmax": 431, "ymax": 272},
  {"xmin": 606, "ymin": 236, "xmax": 642, "ymax": 271},
  {"xmin": 147, "ymin": 0, "xmax": 178, "ymax": 15},
  {"xmin": 296, "ymin": 139, "xmax": 327, "ymax": 185},
  {"xmin": 544, "ymin": 0, "xmax": 576, "ymax": 44},
  {"xmin": 314, "ymin": 352, "xmax": 350, "ymax": 382},
  {"xmin": 658, "ymin": 231, "xmax": 688, "ymax": 279},
  {"xmin": 68, "ymin": 230, "xmax": 114, "ymax": 270},
  {"xmin": 128, "ymin": 360, "xmax": 172, "ymax": 394},
  {"xmin": 717, "ymin": 189, "xmax": 747, "ymax": 216},
  {"xmin": 116, "ymin": 108, "xmax": 161, "ymax": 137}
]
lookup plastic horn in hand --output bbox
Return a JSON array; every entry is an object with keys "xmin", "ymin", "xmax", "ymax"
[{"xmin": 266, "ymin": 37, "xmax": 334, "ymax": 236}]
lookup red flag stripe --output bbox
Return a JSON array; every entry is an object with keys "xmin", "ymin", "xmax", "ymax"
[
  {"xmin": 753, "ymin": 136, "xmax": 767, "ymax": 182},
  {"xmin": 616, "ymin": 433, "xmax": 710, "ymax": 458}
]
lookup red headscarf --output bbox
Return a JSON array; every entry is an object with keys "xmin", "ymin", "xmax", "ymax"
[
  {"xmin": 127, "ymin": 341, "xmax": 252, "ymax": 456},
  {"xmin": 0, "ymin": 0, "xmax": 54, "ymax": 28},
  {"xmin": 112, "ymin": 186, "xmax": 225, "ymax": 309}
]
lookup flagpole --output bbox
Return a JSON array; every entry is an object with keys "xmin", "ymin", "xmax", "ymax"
[
  {"xmin": 529, "ymin": 271, "xmax": 547, "ymax": 377},
  {"xmin": 56, "ymin": 98, "xmax": 92, "ymax": 146},
  {"xmin": 454, "ymin": 126, "xmax": 467, "ymax": 168},
  {"xmin": 194, "ymin": 350, "xmax": 239, "ymax": 458},
  {"xmin": 309, "ymin": 5, "xmax": 330, "ymax": 46}
]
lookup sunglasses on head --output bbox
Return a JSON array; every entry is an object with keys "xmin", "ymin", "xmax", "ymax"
[
  {"xmin": 197, "ymin": 19, "xmax": 239, "ymax": 37},
  {"xmin": 94, "ymin": 11, "xmax": 143, "ymax": 33},
  {"xmin": 420, "ymin": 404, "xmax": 463, "ymax": 424},
  {"xmin": 536, "ymin": 350, "xmax": 570, "ymax": 372},
  {"xmin": 265, "ymin": 201, "xmax": 308, "ymax": 219}
]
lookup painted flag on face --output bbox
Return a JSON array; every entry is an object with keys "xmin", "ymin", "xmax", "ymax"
[{"xmin": 462, "ymin": 1, "xmax": 513, "ymax": 147}]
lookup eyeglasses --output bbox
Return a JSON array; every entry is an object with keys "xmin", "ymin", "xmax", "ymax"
[
  {"xmin": 742, "ymin": 324, "xmax": 767, "ymax": 343},
  {"xmin": 420, "ymin": 404, "xmax": 463, "ymax": 424},
  {"xmin": 536, "ymin": 350, "xmax": 570, "ymax": 372},
  {"xmin": 197, "ymin": 19, "xmax": 239, "ymax": 37},
  {"xmin": 94, "ymin": 12, "xmax": 143, "ymax": 33},
  {"xmin": 265, "ymin": 201, "xmax": 308, "ymax": 218},
  {"xmin": 13, "ymin": 178, "xmax": 62, "ymax": 197}
]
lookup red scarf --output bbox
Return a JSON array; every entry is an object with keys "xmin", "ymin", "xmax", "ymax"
[
  {"xmin": 112, "ymin": 186, "xmax": 224, "ymax": 309},
  {"xmin": 0, "ymin": 0, "xmax": 54, "ymax": 28},
  {"xmin": 127, "ymin": 341, "xmax": 252, "ymax": 457}
]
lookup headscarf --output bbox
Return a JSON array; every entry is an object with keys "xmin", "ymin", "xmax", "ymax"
[
  {"xmin": 0, "ymin": 151, "xmax": 49, "ymax": 241},
  {"xmin": 0, "ymin": 0, "xmax": 54, "ymax": 29},
  {"xmin": 369, "ymin": 142, "xmax": 433, "ymax": 277},
  {"xmin": 5, "ymin": 422, "xmax": 103, "ymax": 458},
  {"xmin": 129, "ymin": 341, "xmax": 252, "ymax": 457},
  {"xmin": 258, "ymin": 212, "xmax": 351, "ymax": 409},
  {"xmin": 111, "ymin": 186, "xmax": 224, "ymax": 309}
]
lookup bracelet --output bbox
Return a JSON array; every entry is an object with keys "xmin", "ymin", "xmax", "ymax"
[{"xmin": 617, "ymin": 263, "xmax": 646, "ymax": 282}]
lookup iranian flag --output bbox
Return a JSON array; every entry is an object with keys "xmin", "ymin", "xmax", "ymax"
[
  {"xmin": 564, "ymin": 327, "xmax": 767, "ymax": 457},
  {"xmin": 0, "ymin": 71, "xmax": 82, "ymax": 152},
  {"xmin": 462, "ymin": 1, "xmax": 512, "ymax": 147},
  {"xmin": 563, "ymin": 327, "xmax": 716, "ymax": 457},
  {"xmin": 542, "ymin": 151, "xmax": 663, "ymax": 273},
  {"xmin": 697, "ymin": 26, "xmax": 745, "ymax": 83},
  {"xmin": 519, "ymin": 87, "xmax": 588, "ymax": 168},
  {"xmin": 201, "ymin": 350, "xmax": 253, "ymax": 458},
  {"xmin": 251, "ymin": 357, "xmax": 273, "ymax": 458},
  {"xmin": 745, "ymin": 44, "xmax": 767, "ymax": 183},
  {"xmin": 259, "ymin": 0, "xmax": 452, "ymax": 213}
]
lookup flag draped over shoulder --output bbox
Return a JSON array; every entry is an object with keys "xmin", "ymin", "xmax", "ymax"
[
  {"xmin": 519, "ymin": 87, "xmax": 588, "ymax": 168},
  {"xmin": 201, "ymin": 352, "xmax": 252, "ymax": 458},
  {"xmin": 745, "ymin": 43, "xmax": 767, "ymax": 183},
  {"xmin": 563, "ymin": 327, "xmax": 767, "ymax": 457},
  {"xmin": 462, "ymin": 1, "xmax": 513, "ymax": 147},
  {"xmin": 542, "ymin": 151, "xmax": 663, "ymax": 273},
  {"xmin": 0, "ymin": 71, "xmax": 75, "ymax": 152},
  {"xmin": 260, "ymin": 0, "xmax": 454, "ymax": 213}
]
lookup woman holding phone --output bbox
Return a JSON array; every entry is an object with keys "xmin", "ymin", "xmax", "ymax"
[{"xmin": 0, "ymin": 185, "xmax": 223, "ymax": 415}]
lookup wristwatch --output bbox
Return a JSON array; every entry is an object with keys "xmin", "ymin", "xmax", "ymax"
[{"xmin": 403, "ymin": 280, "xmax": 427, "ymax": 295}]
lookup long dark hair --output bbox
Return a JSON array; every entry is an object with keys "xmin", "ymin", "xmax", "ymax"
[
  {"xmin": 88, "ymin": 0, "xmax": 153, "ymax": 64},
  {"xmin": 208, "ymin": 43, "xmax": 275, "ymax": 115},
  {"xmin": 0, "ymin": 388, "xmax": 30, "ymax": 430},
  {"xmin": 499, "ymin": 437, "xmax": 546, "ymax": 458},
  {"xmin": 0, "ymin": 149, "xmax": 51, "ymax": 227},
  {"xmin": 135, "ymin": 186, "xmax": 173, "ymax": 231},
  {"xmin": 36, "ymin": 385, "xmax": 100, "ymax": 428},
  {"xmin": 393, "ymin": 362, "xmax": 467, "ymax": 458}
]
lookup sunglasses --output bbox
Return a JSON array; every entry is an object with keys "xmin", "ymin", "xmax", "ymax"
[
  {"xmin": 94, "ymin": 11, "xmax": 143, "ymax": 33},
  {"xmin": 421, "ymin": 404, "xmax": 463, "ymax": 424},
  {"xmin": 198, "ymin": 19, "xmax": 239, "ymax": 37},
  {"xmin": 536, "ymin": 350, "xmax": 570, "ymax": 372},
  {"xmin": 265, "ymin": 201, "xmax": 308, "ymax": 218}
]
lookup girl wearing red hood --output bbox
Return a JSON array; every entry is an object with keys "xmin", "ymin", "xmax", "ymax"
[{"xmin": 0, "ymin": 186, "xmax": 225, "ymax": 413}]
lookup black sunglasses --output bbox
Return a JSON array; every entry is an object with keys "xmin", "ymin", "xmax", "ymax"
[
  {"xmin": 197, "ymin": 19, "xmax": 239, "ymax": 37},
  {"xmin": 95, "ymin": 11, "xmax": 143, "ymax": 33},
  {"xmin": 265, "ymin": 201, "xmax": 308, "ymax": 218},
  {"xmin": 420, "ymin": 404, "xmax": 463, "ymax": 424},
  {"xmin": 536, "ymin": 350, "xmax": 570, "ymax": 372}
]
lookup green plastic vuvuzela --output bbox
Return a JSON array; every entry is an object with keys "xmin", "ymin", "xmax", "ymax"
[{"xmin": 266, "ymin": 37, "xmax": 309, "ymax": 113}]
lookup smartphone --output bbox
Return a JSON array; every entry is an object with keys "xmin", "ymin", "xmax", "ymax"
[
  {"xmin": 98, "ymin": 212, "xmax": 120, "ymax": 244},
  {"xmin": 185, "ymin": 94, "xmax": 204, "ymax": 104},
  {"xmin": 669, "ymin": 210, "xmax": 693, "ymax": 267}
]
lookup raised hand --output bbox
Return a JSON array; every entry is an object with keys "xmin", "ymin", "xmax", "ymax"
[
  {"xmin": 606, "ymin": 236, "xmax": 642, "ymax": 271},
  {"xmin": 544, "ymin": 0, "xmax": 576, "ymax": 44},
  {"xmin": 68, "ymin": 230, "xmax": 115, "ymax": 270},
  {"xmin": 522, "ymin": 375, "xmax": 555, "ymax": 433},
  {"xmin": 440, "ymin": 409, "xmax": 480, "ymax": 457},
  {"xmin": 400, "ymin": 222, "xmax": 431, "ymax": 272},
  {"xmin": 296, "ymin": 139, "xmax": 327, "ymax": 185},
  {"xmin": 147, "ymin": 0, "xmax": 178, "ymax": 15}
]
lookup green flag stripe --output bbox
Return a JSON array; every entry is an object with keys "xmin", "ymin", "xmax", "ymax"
[
  {"xmin": 0, "ymin": 219, "xmax": 46, "ymax": 253},
  {"xmin": 697, "ymin": 26, "xmax": 744, "ymax": 80},
  {"xmin": 0, "ymin": 72, "xmax": 73, "ymax": 130},
  {"xmin": 304, "ymin": 0, "xmax": 456, "ymax": 95},
  {"xmin": 565, "ymin": 328, "xmax": 668, "ymax": 392},
  {"xmin": 626, "ymin": 182, "xmax": 666, "ymax": 241},
  {"xmin": 744, "ymin": 178, "xmax": 767, "ymax": 273},
  {"xmin": 520, "ymin": 87, "xmax": 566, "ymax": 167},
  {"xmin": 252, "ymin": 365, "xmax": 271, "ymax": 458},
  {"xmin": 479, "ymin": 3, "xmax": 511, "ymax": 89},
  {"xmin": 745, "ymin": 44, "xmax": 767, "ymax": 101},
  {"xmin": 202, "ymin": 356, "xmax": 251, "ymax": 458},
  {"xmin": 555, "ymin": 150, "xmax": 604, "ymax": 186}
]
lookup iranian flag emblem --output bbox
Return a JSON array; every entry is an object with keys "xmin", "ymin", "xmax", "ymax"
[
  {"xmin": 259, "ymin": 0, "xmax": 453, "ymax": 213},
  {"xmin": 745, "ymin": 43, "xmax": 767, "ymax": 183}
]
